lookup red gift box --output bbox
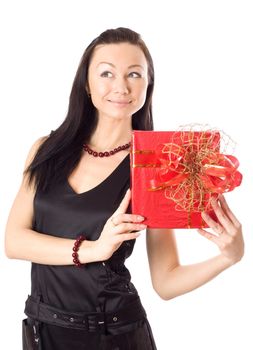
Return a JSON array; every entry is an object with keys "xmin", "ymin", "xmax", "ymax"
[{"xmin": 130, "ymin": 130, "xmax": 242, "ymax": 229}]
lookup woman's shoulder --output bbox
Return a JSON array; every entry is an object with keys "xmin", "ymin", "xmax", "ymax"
[{"xmin": 24, "ymin": 134, "xmax": 49, "ymax": 170}]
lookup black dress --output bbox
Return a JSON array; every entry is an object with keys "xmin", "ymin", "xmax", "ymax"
[{"xmin": 25, "ymin": 154, "xmax": 157, "ymax": 349}]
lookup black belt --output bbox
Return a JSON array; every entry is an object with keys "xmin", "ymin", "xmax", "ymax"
[{"xmin": 24, "ymin": 295, "xmax": 146, "ymax": 333}]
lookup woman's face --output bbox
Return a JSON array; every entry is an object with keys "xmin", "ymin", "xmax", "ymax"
[{"xmin": 87, "ymin": 43, "xmax": 149, "ymax": 120}]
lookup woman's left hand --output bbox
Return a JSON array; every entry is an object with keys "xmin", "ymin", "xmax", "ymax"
[{"xmin": 198, "ymin": 194, "xmax": 244, "ymax": 266}]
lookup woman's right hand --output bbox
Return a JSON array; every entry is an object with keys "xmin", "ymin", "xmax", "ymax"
[{"xmin": 93, "ymin": 189, "xmax": 147, "ymax": 261}]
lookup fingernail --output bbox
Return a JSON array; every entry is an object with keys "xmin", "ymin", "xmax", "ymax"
[{"xmin": 137, "ymin": 216, "xmax": 145, "ymax": 221}]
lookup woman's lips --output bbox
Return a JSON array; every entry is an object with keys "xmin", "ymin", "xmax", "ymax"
[
  {"xmin": 109, "ymin": 100, "xmax": 131, "ymax": 103},
  {"xmin": 108, "ymin": 100, "xmax": 132, "ymax": 107}
]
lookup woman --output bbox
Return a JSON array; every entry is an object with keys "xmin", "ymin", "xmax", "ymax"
[{"xmin": 5, "ymin": 27, "xmax": 244, "ymax": 350}]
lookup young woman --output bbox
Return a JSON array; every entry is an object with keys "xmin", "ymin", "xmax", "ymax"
[{"xmin": 5, "ymin": 27, "xmax": 244, "ymax": 350}]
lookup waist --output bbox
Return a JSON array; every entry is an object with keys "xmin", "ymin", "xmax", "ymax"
[
  {"xmin": 31, "ymin": 262, "xmax": 137, "ymax": 309},
  {"xmin": 24, "ymin": 295, "xmax": 147, "ymax": 332}
]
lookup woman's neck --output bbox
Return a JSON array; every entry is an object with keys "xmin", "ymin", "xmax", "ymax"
[{"xmin": 88, "ymin": 116, "xmax": 132, "ymax": 151}]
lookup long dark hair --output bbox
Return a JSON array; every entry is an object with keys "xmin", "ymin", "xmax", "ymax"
[{"xmin": 24, "ymin": 27, "xmax": 155, "ymax": 193}]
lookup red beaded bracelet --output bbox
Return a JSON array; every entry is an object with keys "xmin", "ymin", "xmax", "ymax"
[{"xmin": 72, "ymin": 234, "xmax": 86, "ymax": 267}]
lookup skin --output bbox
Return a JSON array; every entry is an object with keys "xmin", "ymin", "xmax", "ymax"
[{"xmin": 4, "ymin": 43, "xmax": 244, "ymax": 300}]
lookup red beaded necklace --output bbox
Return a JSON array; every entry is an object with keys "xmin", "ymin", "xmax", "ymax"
[{"xmin": 83, "ymin": 141, "xmax": 131, "ymax": 157}]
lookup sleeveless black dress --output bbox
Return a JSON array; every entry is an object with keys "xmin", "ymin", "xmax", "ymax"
[{"xmin": 27, "ymin": 154, "xmax": 157, "ymax": 349}]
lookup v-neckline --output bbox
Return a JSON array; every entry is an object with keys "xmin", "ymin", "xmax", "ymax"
[{"xmin": 65, "ymin": 154, "xmax": 130, "ymax": 196}]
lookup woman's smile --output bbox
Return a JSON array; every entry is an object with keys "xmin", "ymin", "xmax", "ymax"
[{"xmin": 108, "ymin": 99, "xmax": 132, "ymax": 107}]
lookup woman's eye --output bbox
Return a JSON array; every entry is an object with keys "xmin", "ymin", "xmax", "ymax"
[
  {"xmin": 129, "ymin": 72, "xmax": 141, "ymax": 78},
  {"xmin": 100, "ymin": 71, "xmax": 113, "ymax": 78}
]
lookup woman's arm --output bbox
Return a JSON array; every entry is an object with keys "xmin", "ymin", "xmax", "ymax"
[
  {"xmin": 4, "ymin": 139, "xmax": 143, "ymax": 265},
  {"xmin": 146, "ymin": 196, "xmax": 244, "ymax": 300}
]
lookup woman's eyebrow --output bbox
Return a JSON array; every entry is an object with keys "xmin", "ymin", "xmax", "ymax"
[
  {"xmin": 96, "ymin": 62, "xmax": 115, "ymax": 68},
  {"xmin": 96, "ymin": 62, "xmax": 144, "ymax": 70},
  {"xmin": 128, "ymin": 64, "xmax": 145, "ymax": 71}
]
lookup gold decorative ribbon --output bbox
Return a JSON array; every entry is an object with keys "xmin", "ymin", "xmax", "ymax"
[{"xmin": 133, "ymin": 131, "xmax": 242, "ymax": 218}]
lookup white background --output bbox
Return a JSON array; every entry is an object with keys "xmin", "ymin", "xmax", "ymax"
[{"xmin": 0, "ymin": 1, "xmax": 252, "ymax": 349}]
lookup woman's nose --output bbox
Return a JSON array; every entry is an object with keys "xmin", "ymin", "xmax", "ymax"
[{"xmin": 112, "ymin": 77, "xmax": 129, "ymax": 94}]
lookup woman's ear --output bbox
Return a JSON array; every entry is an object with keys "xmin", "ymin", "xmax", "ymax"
[{"xmin": 85, "ymin": 84, "xmax": 90, "ymax": 96}]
